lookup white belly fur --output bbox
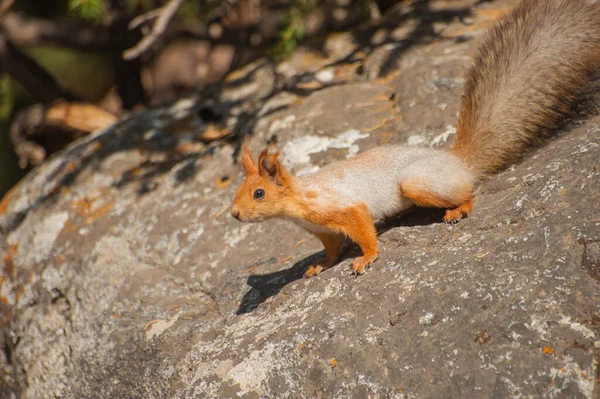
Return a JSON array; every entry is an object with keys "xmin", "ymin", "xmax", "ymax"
[
  {"xmin": 294, "ymin": 145, "xmax": 474, "ymax": 220},
  {"xmin": 294, "ymin": 218, "xmax": 334, "ymax": 234}
]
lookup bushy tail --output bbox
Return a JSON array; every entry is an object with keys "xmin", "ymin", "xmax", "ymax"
[{"xmin": 452, "ymin": 0, "xmax": 600, "ymax": 178}]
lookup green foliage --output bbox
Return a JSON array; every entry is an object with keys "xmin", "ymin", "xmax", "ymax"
[
  {"xmin": 177, "ymin": 0, "xmax": 202, "ymax": 21},
  {"xmin": 26, "ymin": 46, "xmax": 114, "ymax": 102},
  {"xmin": 271, "ymin": 0, "xmax": 316, "ymax": 62},
  {"xmin": 68, "ymin": 0, "xmax": 105, "ymax": 23},
  {"xmin": 0, "ymin": 75, "xmax": 23, "ymax": 197},
  {"xmin": 358, "ymin": 0, "xmax": 373, "ymax": 19},
  {"xmin": 0, "ymin": 75, "xmax": 14, "ymax": 120}
]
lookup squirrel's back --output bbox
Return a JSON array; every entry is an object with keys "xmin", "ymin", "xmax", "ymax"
[{"xmin": 452, "ymin": 0, "xmax": 600, "ymax": 177}]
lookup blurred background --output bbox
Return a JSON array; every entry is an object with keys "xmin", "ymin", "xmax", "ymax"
[{"xmin": 0, "ymin": 0, "xmax": 398, "ymax": 197}]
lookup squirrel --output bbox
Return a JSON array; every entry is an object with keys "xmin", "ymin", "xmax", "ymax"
[{"xmin": 231, "ymin": 0, "xmax": 600, "ymax": 278}]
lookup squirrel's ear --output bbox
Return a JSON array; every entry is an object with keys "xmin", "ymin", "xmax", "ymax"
[
  {"xmin": 241, "ymin": 142, "xmax": 258, "ymax": 175},
  {"xmin": 258, "ymin": 147, "xmax": 285, "ymax": 185}
]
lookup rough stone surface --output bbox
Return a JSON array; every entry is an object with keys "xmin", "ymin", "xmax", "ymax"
[{"xmin": 1, "ymin": 0, "xmax": 600, "ymax": 398}]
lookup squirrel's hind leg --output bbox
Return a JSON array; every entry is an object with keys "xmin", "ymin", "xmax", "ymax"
[
  {"xmin": 443, "ymin": 198, "xmax": 473, "ymax": 224},
  {"xmin": 400, "ymin": 178, "xmax": 473, "ymax": 223}
]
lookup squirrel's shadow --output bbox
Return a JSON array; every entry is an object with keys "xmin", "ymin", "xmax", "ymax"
[{"xmin": 235, "ymin": 208, "xmax": 446, "ymax": 315}]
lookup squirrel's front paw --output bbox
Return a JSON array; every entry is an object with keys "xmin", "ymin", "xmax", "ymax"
[
  {"xmin": 351, "ymin": 254, "xmax": 377, "ymax": 275},
  {"xmin": 304, "ymin": 264, "xmax": 327, "ymax": 278}
]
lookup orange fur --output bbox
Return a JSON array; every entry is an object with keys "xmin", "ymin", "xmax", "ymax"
[
  {"xmin": 241, "ymin": 143, "xmax": 258, "ymax": 175},
  {"xmin": 400, "ymin": 178, "xmax": 473, "ymax": 223},
  {"xmin": 232, "ymin": 0, "xmax": 600, "ymax": 278},
  {"xmin": 401, "ymin": 185, "xmax": 456, "ymax": 209},
  {"xmin": 452, "ymin": 0, "xmax": 600, "ymax": 177},
  {"xmin": 443, "ymin": 199, "xmax": 473, "ymax": 223},
  {"xmin": 232, "ymin": 146, "xmax": 378, "ymax": 275},
  {"xmin": 303, "ymin": 233, "xmax": 345, "ymax": 278},
  {"xmin": 231, "ymin": 144, "xmax": 295, "ymax": 222},
  {"xmin": 296, "ymin": 203, "xmax": 378, "ymax": 275}
]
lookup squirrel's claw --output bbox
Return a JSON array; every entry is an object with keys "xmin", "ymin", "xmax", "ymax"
[{"xmin": 351, "ymin": 255, "xmax": 377, "ymax": 276}]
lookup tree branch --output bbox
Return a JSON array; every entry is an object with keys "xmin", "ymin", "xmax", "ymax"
[
  {"xmin": 128, "ymin": 8, "xmax": 164, "ymax": 30},
  {"xmin": 10, "ymin": 101, "xmax": 118, "ymax": 168},
  {"xmin": 1, "ymin": 12, "xmax": 113, "ymax": 51},
  {"xmin": 122, "ymin": 0, "xmax": 185, "ymax": 60},
  {"xmin": 0, "ymin": 33, "xmax": 78, "ymax": 103},
  {"xmin": 0, "ymin": 0, "xmax": 14, "ymax": 16},
  {"xmin": 0, "ymin": 11, "xmax": 264, "ymax": 54}
]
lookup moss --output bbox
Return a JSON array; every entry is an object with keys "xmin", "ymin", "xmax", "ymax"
[
  {"xmin": 68, "ymin": 0, "xmax": 105, "ymax": 23},
  {"xmin": 271, "ymin": 0, "xmax": 316, "ymax": 62}
]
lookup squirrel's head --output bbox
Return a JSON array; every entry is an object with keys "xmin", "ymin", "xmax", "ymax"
[{"xmin": 231, "ymin": 143, "xmax": 294, "ymax": 222}]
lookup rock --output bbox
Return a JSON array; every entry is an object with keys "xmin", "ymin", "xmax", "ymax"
[{"xmin": 1, "ymin": 0, "xmax": 599, "ymax": 397}]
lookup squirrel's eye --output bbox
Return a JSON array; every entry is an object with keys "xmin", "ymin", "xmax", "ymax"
[{"xmin": 253, "ymin": 189, "xmax": 265, "ymax": 200}]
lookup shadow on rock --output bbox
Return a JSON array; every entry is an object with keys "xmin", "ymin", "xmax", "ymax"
[
  {"xmin": 235, "ymin": 253, "xmax": 318, "ymax": 315},
  {"xmin": 236, "ymin": 208, "xmax": 448, "ymax": 315}
]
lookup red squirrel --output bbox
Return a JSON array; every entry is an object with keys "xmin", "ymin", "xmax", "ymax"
[{"xmin": 231, "ymin": 0, "xmax": 600, "ymax": 277}]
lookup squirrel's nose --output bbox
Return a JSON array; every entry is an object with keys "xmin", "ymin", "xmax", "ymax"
[{"xmin": 231, "ymin": 208, "xmax": 240, "ymax": 220}]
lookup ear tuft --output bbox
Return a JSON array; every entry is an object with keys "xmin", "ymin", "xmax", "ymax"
[
  {"xmin": 258, "ymin": 146, "xmax": 284, "ymax": 183},
  {"xmin": 241, "ymin": 142, "xmax": 258, "ymax": 175}
]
